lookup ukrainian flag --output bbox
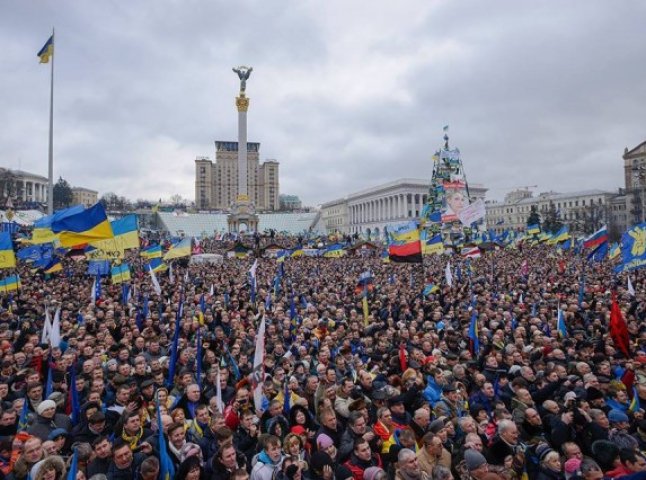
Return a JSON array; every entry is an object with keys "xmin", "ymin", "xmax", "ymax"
[
  {"xmin": 527, "ymin": 224, "xmax": 540, "ymax": 235},
  {"xmin": 0, "ymin": 275, "xmax": 20, "ymax": 293},
  {"xmin": 37, "ymin": 35, "xmax": 54, "ymax": 64},
  {"xmin": 609, "ymin": 242, "xmax": 620, "ymax": 260},
  {"xmin": 164, "ymin": 238, "xmax": 191, "ymax": 260},
  {"xmin": 43, "ymin": 258, "xmax": 63, "ymax": 274},
  {"xmin": 51, "ymin": 203, "xmax": 114, "ymax": 248},
  {"xmin": 291, "ymin": 248, "xmax": 304, "ymax": 257},
  {"xmin": 0, "ymin": 232, "xmax": 16, "ymax": 269},
  {"xmin": 423, "ymin": 284, "xmax": 439, "ymax": 296},
  {"xmin": 111, "ymin": 263, "xmax": 131, "ymax": 284},
  {"xmin": 31, "ymin": 205, "xmax": 85, "ymax": 245},
  {"xmin": 147, "ymin": 258, "xmax": 167, "ymax": 273},
  {"xmin": 141, "ymin": 244, "xmax": 162, "ymax": 259},
  {"xmin": 92, "ymin": 214, "xmax": 139, "ymax": 252},
  {"xmin": 424, "ymin": 234, "xmax": 444, "ymax": 256},
  {"xmin": 323, "ymin": 243, "xmax": 345, "ymax": 258},
  {"xmin": 276, "ymin": 250, "xmax": 290, "ymax": 263}
]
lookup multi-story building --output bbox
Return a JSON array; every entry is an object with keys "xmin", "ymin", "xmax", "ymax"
[
  {"xmin": 72, "ymin": 187, "xmax": 98, "ymax": 208},
  {"xmin": 623, "ymin": 140, "xmax": 646, "ymax": 226},
  {"xmin": 485, "ymin": 189, "xmax": 621, "ymax": 235},
  {"xmin": 321, "ymin": 178, "xmax": 487, "ymax": 236},
  {"xmin": 0, "ymin": 168, "xmax": 49, "ymax": 204},
  {"xmin": 195, "ymin": 141, "xmax": 279, "ymax": 211}
]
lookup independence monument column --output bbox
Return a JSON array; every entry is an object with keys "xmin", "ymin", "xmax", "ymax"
[
  {"xmin": 228, "ymin": 66, "xmax": 259, "ymax": 235},
  {"xmin": 233, "ymin": 66, "xmax": 252, "ymax": 200}
]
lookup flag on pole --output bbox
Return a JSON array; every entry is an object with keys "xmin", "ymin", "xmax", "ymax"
[
  {"xmin": 445, "ymin": 261, "xmax": 453, "ymax": 287},
  {"xmin": 68, "ymin": 367, "xmax": 81, "ymax": 425},
  {"xmin": 37, "ymin": 35, "xmax": 54, "ymax": 63},
  {"xmin": 610, "ymin": 292, "xmax": 630, "ymax": 358},
  {"xmin": 196, "ymin": 329, "xmax": 202, "ymax": 389},
  {"xmin": 18, "ymin": 398, "xmax": 29, "ymax": 431},
  {"xmin": 249, "ymin": 259, "xmax": 258, "ymax": 304},
  {"xmin": 149, "ymin": 264, "xmax": 162, "ymax": 295},
  {"xmin": 629, "ymin": 386, "xmax": 641, "ymax": 414},
  {"xmin": 628, "ymin": 276, "xmax": 636, "ymax": 297},
  {"xmin": 41, "ymin": 308, "xmax": 52, "ymax": 344},
  {"xmin": 0, "ymin": 231, "xmax": 16, "ymax": 269},
  {"xmin": 157, "ymin": 401, "xmax": 176, "ymax": 480},
  {"xmin": 468, "ymin": 311, "xmax": 480, "ymax": 356},
  {"xmin": 45, "ymin": 354, "xmax": 54, "ymax": 398},
  {"xmin": 66, "ymin": 448, "xmax": 78, "ymax": 480},
  {"xmin": 557, "ymin": 306, "xmax": 567, "ymax": 338},
  {"xmin": 215, "ymin": 368, "xmax": 224, "ymax": 413},
  {"xmin": 49, "ymin": 307, "xmax": 61, "ymax": 348},
  {"xmin": 252, "ymin": 316, "xmax": 266, "ymax": 413},
  {"xmin": 362, "ymin": 285, "xmax": 369, "ymax": 326}
]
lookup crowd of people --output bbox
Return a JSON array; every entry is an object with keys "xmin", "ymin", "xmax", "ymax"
[{"xmin": 0, "ymin": 238, "xmax": 645, "ymax": 480}]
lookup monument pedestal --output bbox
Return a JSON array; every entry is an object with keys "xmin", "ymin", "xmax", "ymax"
[{"xmin": 227, "ymin": 194, "xmax": 259, "ymax": 233}]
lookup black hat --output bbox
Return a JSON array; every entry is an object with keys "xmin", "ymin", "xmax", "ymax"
[
  {"xmin": 442, "ymin": 384, "xmax": 457, "ymax": 393},
  {"xmin": 586, "ymin": 387, "xmax": 604, "ymax": 401},
  {"xmin": 372, "ymin": 389, "xmax": 388, "ymax": 401},
  {"xmin": 140, "ymin": 379, "xmax": 155, "ymax": 389},
  {"xmin": 387, "ymin": 396, "xmax": 404, "ymax": 407}
]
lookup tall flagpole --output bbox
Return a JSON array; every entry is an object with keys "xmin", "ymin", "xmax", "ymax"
[{"xmin": 47, "ymin": 27, "xmax": 55, "ymax": 215}]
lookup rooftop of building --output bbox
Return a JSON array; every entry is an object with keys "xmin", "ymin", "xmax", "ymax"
[
  {"xmin": 487, "ymin": 189, "xmax": 618, "ymax": 206},
  {"xmin": 157, "ymin": 211, "xmax": 323, "ymax": 237},
  {"xmin": 321, "ymin": 178, "xmax": 487, "ymax": 207},
  {"xmin": 0, "ymin": 168, "xmax": 48, "ymax": 183}
]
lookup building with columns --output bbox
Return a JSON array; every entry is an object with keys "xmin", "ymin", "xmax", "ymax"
[
  {"xmin": 0, "ymin": 168, "xmax": 49, "ymax": 205},
  {"xmin": 321, "ymin": 178, "xmax": 487, "ymax": 236}
]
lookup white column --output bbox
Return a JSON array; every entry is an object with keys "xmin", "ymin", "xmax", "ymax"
[{"xmin": 237, "ymin": 104, "xmax": 248, "ymax": 197}]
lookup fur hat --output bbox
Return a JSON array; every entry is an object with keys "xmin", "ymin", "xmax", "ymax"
[{"xmin": 464, "ymin": 449, "xmax": 487, "ymax": 471}]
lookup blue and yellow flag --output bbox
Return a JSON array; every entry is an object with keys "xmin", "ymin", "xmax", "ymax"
[
  {"xmin": 0, "ymin": 275, "xmax": 20, "ymax": 293},
  {"xmin": 618, "ymin": 222, "xmax": 646, "ymax": 272},
  {"xmin": 527, "ymin": 224, "xmax": 540, "ymax": 235},
  {"xmin": 43, "ymin": 258, "xmax": 63, "ymax": 274},
  {"xmin": 0, "ymin": 232, "xmax": 16, "ymax": 269},
  {"xmin": 157, "ymin": 401, "xmax": 176, "ymax": 480},
  {"xmin": 141, "ymin": 244, "xmax": 162, "ymax": 259},
  {"xmin": 423, "ymin": 283, "xmax": 439, "ymax": 296},
  {"xmin": 111, "ymin": 263, "xmax": 131, "ymax": 284},
  {"xmin": 164, "ymin": 238, "xmax": 191, "ymax": 261},
  {"xmin": 468, "ymin": 310, "xmax": 480, "ymax": 355},
  {"xmin": 51, "ymin": 203, "xmax": 114, "ymax": 248},
  {"xmin": 609, "ymin": 242, "xmax": 621, "ymax": 260},
  {"xmin": 291, "ymin": 248, "xmax": 304, "ymax": 257},
  {"xmin": 147, "ymin": 257, "xmax": 167, "ymax": 273},
  {"xmin": 37, "ymin": 35, "xmax": 54, "ymax": 64},
  {"xmin": 424, "ymin": 234, "xmax": 444, "ymax": 256},
  {"xmin": 323, "ymin": 243, "xmax": 345, "ymax": 258},
  {"xmin": 92, "ymin": 214, "xmax": 139, "ymax": 252},
  {"xmin": 18, "ymin": 398, "xmax": 29, "ymax": 431}
]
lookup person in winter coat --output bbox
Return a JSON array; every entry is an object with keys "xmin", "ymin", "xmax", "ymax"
[
  {"xmin": 535, "ymin": 448, "xmax": 564, "ymax": 480},
  {"xmin": 250, "ymin": 435, "xmax": 284, "ymax": 480},
  {"xmin": 30, "ymin": 455, "xmax": 66, "ymax": 480},
  {"xmin": 208, "ymin": 440, "xmax": 246, "ymax": 480},
  {"xmin": 106, "ymin": 439, "xmax": 147, "ymax": 480},
  {"xmin": 343, "ymin": 438, "xmax": 383, "ymax": 480},
  {"xmin": 26, "ymin": 400, "xmax": 72, "ymax": 442}
]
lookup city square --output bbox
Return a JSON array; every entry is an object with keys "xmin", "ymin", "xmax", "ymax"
[{"xmin": 0, "ymin": 2, "xmax": 646, "ymax": 480}]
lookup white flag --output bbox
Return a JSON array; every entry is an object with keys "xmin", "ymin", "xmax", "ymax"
[
  {"xmin": 149, "ymin": 265, "xmax": 162, "ymax": 295},
  {"xmin": 252, "ymin": 315, "xmax": 266, "ymax": 413},
  {"xmin": 445, "ymin": 262, "xmax": 453, "ymax": 287},
  {"xmin": 49, "ymin": 307, "xmax": 61, "ymax": 348},
  {"xmin": 90, "ymin": 277, "xmax": 97, "ymax": 305},
  {"xmin": 184, "ymin": 270, "xmax": 189, "ymax": 284},
  {"xmin": 628, "ymin": 276, "xmax": 636, "ymax": 297},
  {"xmin": 209, "ymin": 283, "xmax": 214, "ymax": 297},
  {"xmin": 249, "ymin": 259, "xmax": 258, "ymax": 282},
  {"xmin": 41, "ymin": 308, "xmax": 52, "ymax": 344},
  {"xmin": 215, "ymin": 368, "xmax": 224, "ymax": 413}
]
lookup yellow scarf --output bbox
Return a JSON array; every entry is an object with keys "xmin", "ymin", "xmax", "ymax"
[{"xmin": 122, "ymin": 427, "xmax": 143, "ymax": 450}]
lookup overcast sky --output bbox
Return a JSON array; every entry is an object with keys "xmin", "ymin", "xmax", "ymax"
[{"xmin": 1, "ymin": 1, "xmax": 645, "ymax": 207}]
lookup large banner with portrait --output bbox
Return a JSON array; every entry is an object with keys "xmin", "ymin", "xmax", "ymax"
[{"xmin": 441, "ymin": 180, "xmax": 469, "ymax": 223}]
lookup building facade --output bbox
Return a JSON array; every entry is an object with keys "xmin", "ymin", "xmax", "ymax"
[
  {"xmin": 195, "ymin": 141, "xmax": 279, "ymax": 211},
  {"xmin": 321, "ymin": 178, "xmax": 487, "ymax": 236},
  {"xmin": 485, "ymin": 189, "xmax": 622, "ymax": 235},
  {"xmin": 623, "ymin": 140, "xmax": 646, "ymax": 226},
  {"xmin": 72, "ymin": 187, "xmax": 98, "ymax": 208},
  {"xmin": 0, "ymin": 168, "xmax": 49, "ymax": 204}
]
